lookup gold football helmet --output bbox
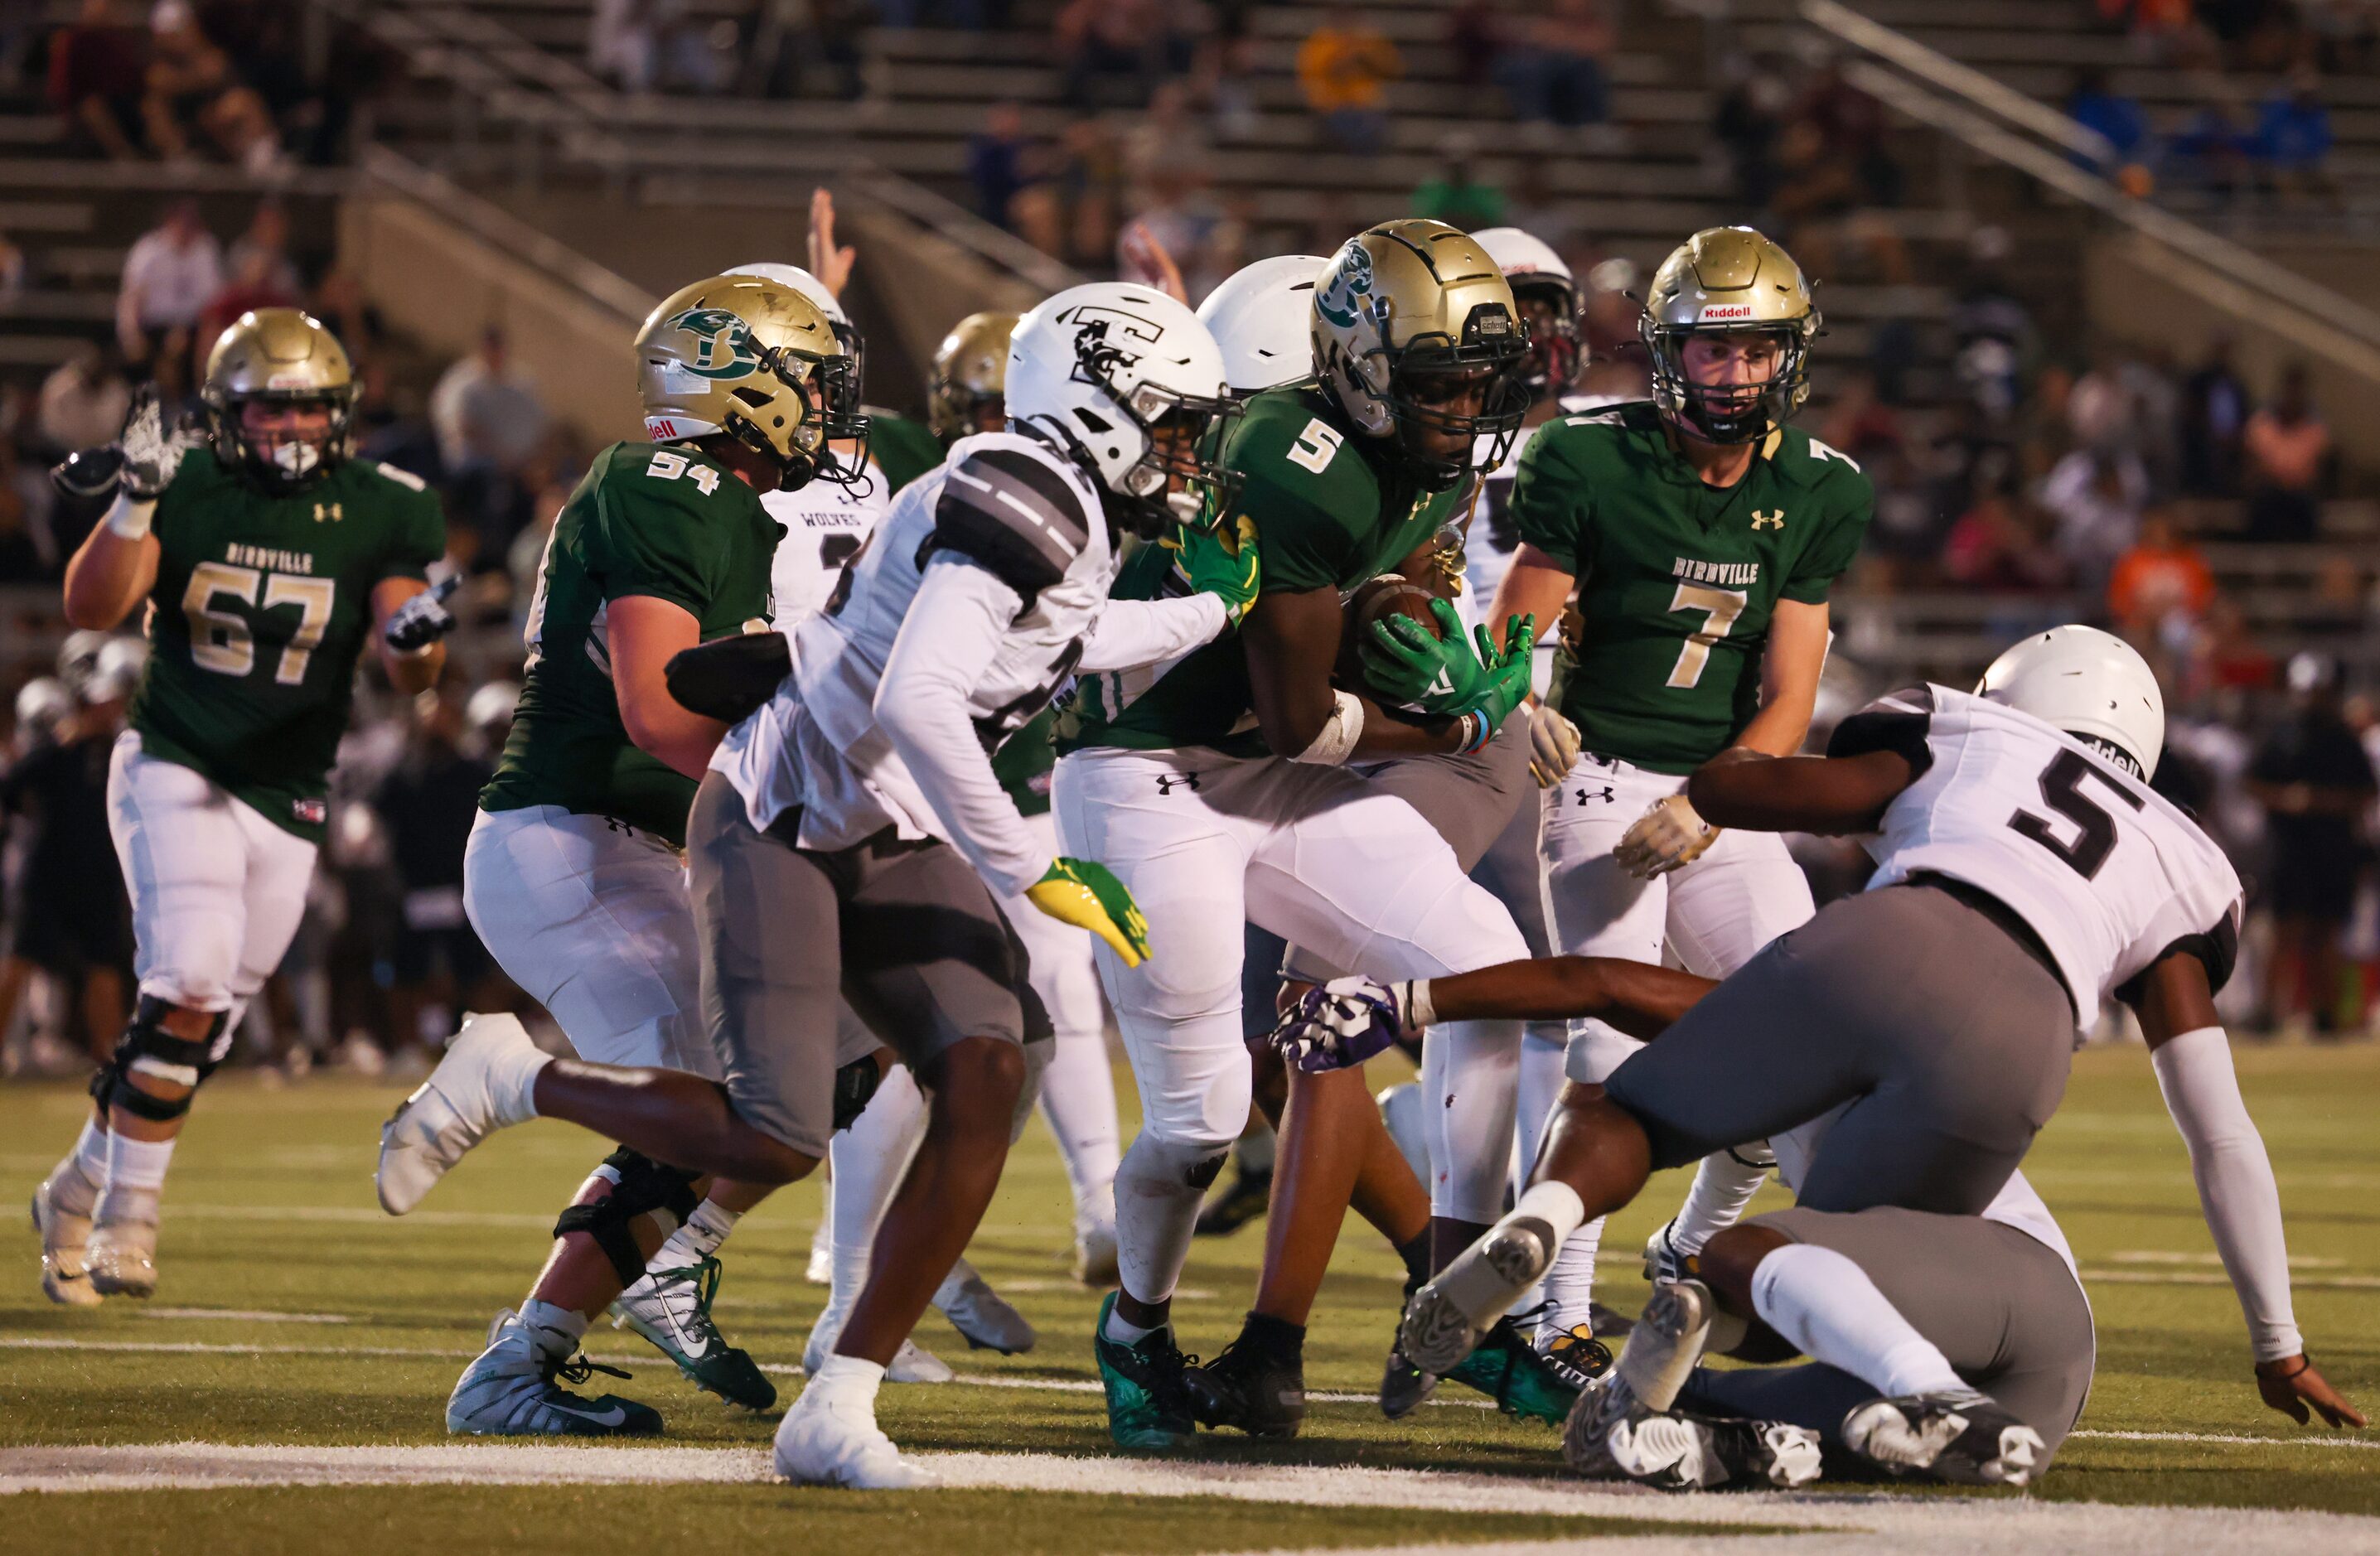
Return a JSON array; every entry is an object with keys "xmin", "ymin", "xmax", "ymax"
[
  {"xmin": 1310, "ymin": 219, "xmax": 1527, "ymax": 490},
  {"xmin": 201, "ymin": 307, "xmax": 358, "ymax": 493},
  {"xmin": 1640, "ymin": 226, "xmax": 1820, "ymax": 445},
  {"xmin": 927, "ymin": 311, "xmax": 1018, "ymax": 442},
  {"xmin": 636, "ymin": 273, "xmax": 866, "ymax": 490}
]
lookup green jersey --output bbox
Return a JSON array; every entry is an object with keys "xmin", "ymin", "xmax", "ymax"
[
  {"xmin": 129, "ymin": 447, "xmax": 444, "ymax": 842},
  {"xmin": 1064, "ymin": 388, "xmax": 1464, "ymax": 758},
  {"xmin": 1512, "ymin": 402, "xmax": 1871, "ymax": 773},
  {"xmin": 867, "ymin": 408, "xmax": 945, "ymax": 495},
  {"xmin": 481, "ymin": 441, "xmax": 781, "ymax": 847}
]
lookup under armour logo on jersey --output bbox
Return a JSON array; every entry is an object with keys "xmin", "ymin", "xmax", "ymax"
[
  {"xmin": 313, "ymin": 501, "xmax": 341, "ymax": 524},
  {"xmin": 1750, "ymin": 509, "xmax": 1784, "ymax": 530},
  {"xmin": 1155, "ymin": 772, "xmax": 1201, "ymax": 795},
  {"xmin": 1575, "ymin": 785, "xmax": 1614, "ymax": 806}
]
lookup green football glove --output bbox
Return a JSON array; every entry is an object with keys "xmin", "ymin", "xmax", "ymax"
[
  {"xmin": 1026, "ymin": 857, "xmax": 1153, "ymax": 968},
  {"xmin": 1360, "ymin": 597, "xmax": 1502, "ymax": 714},
  {"xmin": 1169, "ymin": 513, "xmax": 1260, "ymax": 627},
  {"xmin": 1473, "ymin": 612, "xmax": 1539, "ymax": 732}
]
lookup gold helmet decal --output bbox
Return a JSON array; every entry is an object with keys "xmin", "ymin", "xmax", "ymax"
[
  {"xmin": 1309, "ymin": 220, "xmax": 1527, "ymax": 491},
  {"xmin": 201, "ymin": 307, "xmax": 358, "ymax": 493},
  {"xmin": 1640, "ymin": 226, "xmax": 1820, "ymax": 445},
  {"xmin": 636, "ymin": 273, "xmax": 868, "ymax": 491},
  {"xmin": 927, "ymin": 310, "xmax": 1018, "ymax": 442}
]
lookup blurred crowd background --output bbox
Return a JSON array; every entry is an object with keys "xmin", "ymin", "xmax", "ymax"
[{"xmin": 0, "ymin": 0, "xmax": 2374, "ymax": 1082}]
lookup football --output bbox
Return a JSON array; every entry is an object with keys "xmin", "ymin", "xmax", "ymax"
[{"xmin": 1335, "ymin": 573, "xmax": 1444, "ymax": 707}]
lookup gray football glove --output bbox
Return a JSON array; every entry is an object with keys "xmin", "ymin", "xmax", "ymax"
[
  {"xmin": 117, "ymin": 388, "xmax": 203, "ymax": 501},
  {"xmin": 384, "ymin": 573, "xmax": 461, "ymax": 653}
]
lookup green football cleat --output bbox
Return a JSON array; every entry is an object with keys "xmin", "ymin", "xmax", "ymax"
[
  {"xmin": 612, "ymin": 1253, "xmax": 776, "ymax": 1410},
  {"xmin": 1446, "ymin": 1317, "xmax": 1583, "ymax": 1425},
  {"xmin": 1093, "ymin": 1292, "xmax": 1199, "ymax": 1451}
]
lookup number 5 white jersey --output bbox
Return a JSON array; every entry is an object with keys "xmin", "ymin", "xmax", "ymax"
[{"xmin": 1829, "ymin": 684, "xmax": 2242, "ymax": 1017}]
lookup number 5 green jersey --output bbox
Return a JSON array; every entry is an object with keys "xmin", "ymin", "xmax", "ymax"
[
  {"xmin": 129, "ymin": 447, "xmax": 446, "ymax": 842},
  {"xmin": 1511, "ymin": 401, "xmax": 1871, "ymax": 773},
  {"xmin": 479, "ymin": 441, "xmax": 781, "ymax": 847}
]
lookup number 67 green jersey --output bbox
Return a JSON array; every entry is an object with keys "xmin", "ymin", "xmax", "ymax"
[
  {"xmin": 128, "ymin": 446, "xmax": 446, "ymax": 842},
  {"xmin": 1511, "ymin": 401, "xmax": 1871, "ymax": 773}
]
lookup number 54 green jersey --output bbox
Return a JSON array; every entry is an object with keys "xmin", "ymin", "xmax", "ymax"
[
  {"xmin": 129, "ymin": 447, "xmax": 446, "ymax": 842},
  {"xmin": 1511, "ymin": 402, "xmax": 1871, "ymax": 774}
]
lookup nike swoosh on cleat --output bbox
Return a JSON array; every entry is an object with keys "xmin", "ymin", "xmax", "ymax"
[{"xmin": 544, "ymin": 1401, "xmax": 627, "ymax": 1428}]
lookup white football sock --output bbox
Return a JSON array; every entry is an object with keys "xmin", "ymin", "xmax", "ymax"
[
  {"xmin": 1036, "ymin": 1027, "xmax": 1120, "ymax": 1239},
  {"xmin": 807, "ymin": 1351, "xmax": 887, "ymax": 1407},
  {"xmin": 96, "ymin": 1133, "xmax": 174, "ymax": 1224},
  {"xmin": 1114, "ymin": 1133, "xmax": 1220, "ymax": 1307},
  {"xmin": 50, "ymin": 1119, "xmax": 109, "ymax": 1216},
  {"xmin": 1101, "ymin": 1304, "xmax": 1157, "ymax": 1346},
  {"xmin": 1752, "ymin": 1242, "xmax": 1965, "ymax": 1399},
  {"xmin": 1536, "ymin": 1214, "xmax": 1604, "ymax": 1341},
  {"xmin": 487, "ymin": 1036, "xmax": 550, "ymax": 1127},
  {"xmin": 650, "ymin": 1197, "xmax": 740, "ymax": 1271},
  {"xmin": 825, "ymin": 1066, "xmax": 926, "ymax": 1312},
  {"xmin": 1423, "ymin": 1018, "xmax": 1521, "ymax": 1222},
  {"xmin": 520, "ymin": 1298, "xmax": 589, "ymax": 1363},
  {"xmin": 1512, "ymin": 1031, "xmax": 1566, "ymax": 1186},
  {"xmin": 1232, "ymin": 1119, "xmax": 1275, "ymax": 1176},
  {"xmin": 1666, "ymin": 1149, "xmax": 1770, "ymax": 1257}
]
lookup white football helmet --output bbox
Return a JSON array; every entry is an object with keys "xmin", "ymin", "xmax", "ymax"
[
  {"xmin": 1474, "ymin": 228, "xmax": 1579, "ymax": 401},
  {"xmin": 724, "ymin": 262, "xmax": 851, "ymax": 331},
  {"xmin": 86, "ymin": 635, "xmax": 148, "ymax": 703},
  {"xmin": 57, "ymin": 628, "xmax": 110, "ymax": 696},
  {"xmin": 14, "ymin": 676, "xmax": 72, "ymax": 749},
  {"xmin": 1976, "ymin": 625, "xmax": 2165, "ymax": 780},
  {"xmin": 1473, "ymin": 228, "xmax": 1572, "ymax": 288},
  {"xmin": 1005, "ymin": 281, "xmax": 1239, "ymax": 535},
  {"xmin": 1196, "ymin": 254, "xmax": 1327, "ymax": 396}
]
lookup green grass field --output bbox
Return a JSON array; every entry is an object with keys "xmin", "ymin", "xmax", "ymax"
[{"xmin": 2, "ymin": 1041, "xmax": 2376, "ymax": 1553}]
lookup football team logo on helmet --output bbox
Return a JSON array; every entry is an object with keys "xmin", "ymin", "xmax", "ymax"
[
  {"xmin": 1314, "ymin": 244, "xmax": 1375, "ymax": 330},
  {"xmin": 665, "ymin": 307, "xmax": 763, "ymax": 379}
]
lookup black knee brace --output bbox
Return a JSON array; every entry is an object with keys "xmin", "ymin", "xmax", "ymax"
[
  {"xmin": 89, "ymin": 997, "xmax": 230, "ymax": 1124},
  {"xmin": 831, "ymin": 1053, "xmax": 882, "ymax": 1133},
  {"xmin": 553, "ymin": 1147, "xmax": 703, "ymax": 1286}
]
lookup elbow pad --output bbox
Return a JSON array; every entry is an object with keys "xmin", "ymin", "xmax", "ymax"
[
  {"xmin": 665, "ymin": 631, "xmax": 791, "ymax": 724},
  {"xmin": 1290, "ymin": 690, "xmax": 1364, "ymax": 766}
]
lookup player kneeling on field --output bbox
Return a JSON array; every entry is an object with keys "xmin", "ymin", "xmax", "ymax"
[
  {"xmin": 1277, "ymin": 626, "xmax": 2363, "ymax": 1489},
  {"xmin": 379, "ymin": 282, "xmax": 1261, "ymax": 1487}
]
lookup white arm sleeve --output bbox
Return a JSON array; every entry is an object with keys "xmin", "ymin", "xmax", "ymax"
[
  {"xmin": 2150, "ymin": 1025, "xmax": 2302, "ymax": 1362},
  {"xmin": 874, "ymin": 554, "xmax": 1055, "ymax": 898},
  {"xmin": 1075, "ymin": 592, "xmax": 1228, "ymax": 674}
]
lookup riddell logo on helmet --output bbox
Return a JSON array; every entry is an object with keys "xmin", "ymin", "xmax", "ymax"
[{"xmin": 1700, "ymin": 304, "xmax": 1755, "ymax": 321}]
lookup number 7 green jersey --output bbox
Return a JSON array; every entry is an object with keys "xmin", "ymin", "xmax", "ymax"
[
  {"xmin": 128, "ymin": 447, "xmax": 447, "ymax": 842},
  {"xmin": 1510, "ymin": 401, "xmax": 1871, "ymax": 773}
]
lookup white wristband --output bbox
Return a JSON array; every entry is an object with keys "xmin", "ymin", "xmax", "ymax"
[
  {"xmin": 1290, "ymin": 689, "xmax": 1365, "ymax": 766},
  {"xmin": 1400, "ymin": 978, "xmax": 1436, "ymax": 1030},
  {"xmin": 104, "ymin": 494, "xmax": 156, "ymax": 540}
]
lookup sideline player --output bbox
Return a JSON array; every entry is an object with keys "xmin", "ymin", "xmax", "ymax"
[
  {"xmin": 431, "ymin": 273, "xmax": 863, "ymax": 1435},
  {"xmin": 379, "ymin": 282, "xmax": 1260, "ymax": 1487},
  {"xmin": 1372, "ymin": 628, "xmax": 2369, "ymax": 1483},
  {"xmin": 1481, "ymin": 227, "xmax": 1869, "ymax": 1347},
  {"xmin": 31, "ymin": 309, "xmax": 449, "ymax": 1306},
  {"xmin": 1058, "ymin": 221, "xmax": 1543, "ymax": 1449}
]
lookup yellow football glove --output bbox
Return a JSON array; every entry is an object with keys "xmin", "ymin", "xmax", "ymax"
[{"xmin": 1026, "ymin": 857, "xmax": 1153, "ymax": 968}]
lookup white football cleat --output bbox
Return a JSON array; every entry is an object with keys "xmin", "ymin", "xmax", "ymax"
[
  {"xmin": 1844, "ymin": 1387, "xmax": 2044, "ymax": 1487},
  {"xmin": 377, "ymin": 1012, "xmax": 538, "ymax": 1215},
  {"xmin": 806, "ymin": 1307, "xmax": 954, "ymax": 1384},
  {"xmin": 447, "ymin": 1309, "xmax": 665, "ymax": 1437},
  {"xmin": 85, "ymin": 1214, "xmax": 157, "ymax": 1299},
  {"xmin": 933, "ymin": 1260, "xmax": 1036, "ymax": 1354},
  {"xmin": 1400, "ymin": 1213, "xmax": 1560, "ymax": 1376},
  {"xmin": 775, "ymin": 1384, "xmax": 934, "ymax": 1490},
  {"xmin": 31, "ymin": 1178, "xmax": 102, "ymax": 1307},
  {"xmin": 1073, "ymin": 1225, "xmax": 1120, "ymax": 1288}
]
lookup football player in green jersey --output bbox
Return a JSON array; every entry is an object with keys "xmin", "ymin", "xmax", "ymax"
[
  {"xmin": 1057, "ymin": 220, "xmax": 1553, "ymax": 1449},
  {"xmin": 432, "ymin": 273, "xmax": 862, "ymax": 1437},
  {"xmin": 31, "ymin": 309, "xmax": 450, "ymax": 1307},
  {"xmin": 1477, "ymin": 226, "xmax": 1873, "ymax": 1360}
]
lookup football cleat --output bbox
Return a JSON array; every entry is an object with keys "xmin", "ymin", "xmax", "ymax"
[
  {"xmin": 1843, "ymin": 1388, "xmax": 2044, "ymax": 1487},
  {"xmin": 447, "ymin": 1309, "xmax": 664, "ymax": 1437},
  {"xmin": 1538, "ymin": 1323, "xmax": 1617, "ymax": 1393},
  {"xmin": 1183, "ymin": 1331, "xmax": 1305, "ymax": 1438},
  {"xmin": 1192, "ymin": 1166, "xmax": 1271, "ymax": 1237},
  {"xmin": 1444, "ymin": 1317, "xmax": 1581, "ymax": 1424},
  {"xmin": 376, "ymin": 1012, "xmax": 538, "ymax": 1215},
  {"xmin": 775, "ymin": 1382, "xmax": 933, "ymax": 1490},
  {"xmin": 1399, "ymin": 1215, "xmax": 1559, "ymax": 1377},
  {"xmin": 1589, "ymin": 1302, "xmax": 1636, "ymax": 1340},
  {"xmin": 1074, "ymin": 1225, "xmax": 1120, "ymax": 1288},
  {"xmin": 85, "ymin": 1210, "xmax": 157, "ymax": 1299},
  {"xmin": 805, "ymin": 1307, "xmax": 953, "ymax": 1384},
  {"xmin": 611, "ymin": 1253, "xmax": 775, "ymax": 1409},
  {"xmin": 1568, "ymin": 1386, "xmax": 1822, "ymax": 1491},
  {"xmin": 31, "ymin": 1177, "xmax": 102, "ymax": 1307},
  {"xmin": 1378, "ymin": 1333, "xmax": 1440, "ymax": 1420},
  {"xmin": 933, "ymin": 1260, "xmax": 1037, "ymax": 1354},
  {"xmin": 1092, "ymin": 1292, "xmax": 1199, "ymax": 1451},
  {"xmin": 1642, "ymin": 1220, "xmax": 1691, "ymax": 1285}
]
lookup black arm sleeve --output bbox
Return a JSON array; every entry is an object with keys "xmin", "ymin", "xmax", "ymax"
[
  {"xmin": 1826, "ymin": 685, "xmax": 1937, "ymax": 782},
  {"xmin": 665, "ymin": 632, "xmax": 791, "ymax": 725},
  {"xmin": 924, "ymin": 447, "xmax": 1092, "ymax": 607}
]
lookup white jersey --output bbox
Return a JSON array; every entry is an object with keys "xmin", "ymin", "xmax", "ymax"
[
  {"xmin": 764, "ymin": 452, "xmax": 894, "ymax": 623},
  {"xmin": 1461, "ymin": 395, "xmax": 1610, "ymax": 698},
  {"xmin": 714, "ymin": 430, "xmax": 1226, "ymax": 896},
  {"xmin": 1831, "ymin": 684, "xmax": 2243, "ymax": 1017}
]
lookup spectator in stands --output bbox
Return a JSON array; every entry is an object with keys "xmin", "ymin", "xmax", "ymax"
[
  {"xmin": 1497, "ymin": 0, "xmax": 1616, "ymax": 138},
  {"xmin": 969, "ymin": 101, "xmax": 1037, "ymax": 230},
  {"xmin": 2247, "ymin": 653, "xmax": 2377, "ymax": 1036},
  {"xmin": 225, "ymin": 199, "xmax": 302, "ymax": 297},
  {"xmin": 2254, "ymin": 69, "xmax": 2335, "ymax": 201},
  {"xmin": 2065, "ymin": 66, "xmax": 2153, "ymax": 179},
  {"xmin": 2179, "ymin": 334, "xmax": 2253, "ymax": 496},
  {"xmin": 2243, "ymin": 363, "xmax": 2330, "ymax": 542},
  {"xmin": 140, "ymin": 0, "xmax": 282, "ymax": 171},
  {"xmin": 590, "ymin": 0, "xmax": 724, "ymax": 94},
  {"xmin": 2038, "ymin": 443, "xmax": 2148, "ymax": 592},
  {"xmin": 1502, "ymin": 160, "xmax": 1577, "ymax": 253},
  {"xmin": 2107, "ymin": 505, "xmax": 2216, "ymax": 640},
  {"xmin": 1713, "ymin": 51, "xmax": 1792, "ymax": 215},
  {"xmin": 2171, "ymin": 95, "xmax": 2255, "ymax": 199},
  {"xmin": 1447, "ymin": 0, "xmax": 1501, "ymax": 87},
  {"xmin": 1124, "ymin": 83, "xmax": 1215, "ymax": 207},
  {"xmin": 1949, "ymin": 225, "xmax": 2037, "ymax": 426},
  {"xmin": 46, "ymin": 0, "xmax": 147, "ymax": 161},
  {"xmin": 33, "ymin": 344, "xmax": 130, "ymax": 459},
  {"xmin": 1943, "ymin": 477, "xmax": 2072, "ymax": 593},
  {"xmin": 1193, "ymin": 0, "xmax": 1260, "ymax": 142},
  {"xmin": 431, "ymin": 329, "xmax": 546, "ymax": 477},
  {"xmin": 1057, "ymin": 0, "xmax": 1164, "ymax": 111},
  {"xmin": 114, "ymin": 197, "xmax": 220, "ymax": 369},
  {"xmin": 199, "ymin": 247, "xmax": 303, "ymax": 362},
  {"xmin": 1296, "ymin": 4, "xmax": 1401, "ymax": 156},
  {"xmin": 1410, "ymin": 136, "xmax": 1504, "ymax": 230}
]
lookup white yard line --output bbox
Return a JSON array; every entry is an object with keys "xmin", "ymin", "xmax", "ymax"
[
  {"xmin": 138, "ymin": 1307, "xmax": 353, "ymax": 1325},
  {"xmin": 2082, "ymin": 1268, "xmax": 2380, "ymax": 1291},
  {"xmin": 3, "ymin": 1442, "xmax": 2378, "ymax": 1554}
]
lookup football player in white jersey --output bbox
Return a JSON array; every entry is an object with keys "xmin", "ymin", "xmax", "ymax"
[
  {"xmin": 378, "ymin": 282, "xmax": 1260, "ymax": 1488},
  {"xmin": 1281, "ymin": 626, "xmax": 2366, "ymax": 1481}
]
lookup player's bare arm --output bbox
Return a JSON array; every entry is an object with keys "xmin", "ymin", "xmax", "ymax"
[
  {"xmin": 61, "ymin": 521, "xmax": 159, "ymax": 631},
  {"xmin": 370, "ymin": 576, "xmax": 445, "ymax": 693},
  {"xmin": 1730, "ymin": 597, "xmax": 1830, "ymax": 757},
  {"xmin": 610, "ymin": 593, "xmax": 727, "ymax": 779},
  {"xmin": 1686, "ymin": 746, "xmax": 1914, "ymax": 835}
]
